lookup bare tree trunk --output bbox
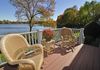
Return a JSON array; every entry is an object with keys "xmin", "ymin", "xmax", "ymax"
[
  {"xmin": 29, "ymin": 16, "xmax": 33, "ymax": 32},
  {"xmin": 28, "ymin": 18, "xmax": 33, "ymax": 44}
]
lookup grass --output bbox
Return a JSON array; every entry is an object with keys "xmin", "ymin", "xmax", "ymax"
[{"xmin": 0, "ymin": 54, "xmax": 6, "ymax": 63}]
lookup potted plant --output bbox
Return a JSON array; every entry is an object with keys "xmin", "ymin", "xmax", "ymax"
[{"xmin": 43, "ymin": 28, "xmax": 54, "ymax": 41}]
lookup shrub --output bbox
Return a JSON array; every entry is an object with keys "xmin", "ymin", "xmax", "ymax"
[{"xmin": 43, "ymin": 29, "xmax": 54, "ymax": 41}]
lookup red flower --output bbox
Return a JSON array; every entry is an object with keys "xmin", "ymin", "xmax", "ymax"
[{"xmin": 43, "ymin": 29, "xmax": 54, "ymax": 41}]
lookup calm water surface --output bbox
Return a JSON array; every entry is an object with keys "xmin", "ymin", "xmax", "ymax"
[{"xmin": 0, "ymin": 24, "xmax": 48, "ymax": 35}]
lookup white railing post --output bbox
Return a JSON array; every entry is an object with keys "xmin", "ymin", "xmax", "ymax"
[
  {"xmin": 37, "ymin": 30, "xmax": 43, "ymax": 44},
  {"xmin": 79, "ymin": 28, "xmax": 84, "ymax": 44}
]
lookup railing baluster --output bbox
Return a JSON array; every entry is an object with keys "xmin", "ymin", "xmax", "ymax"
[
  {"xmin": 24, "ymin": 34, "xmax": 28, "ymax": 41},
  {"xmin": 28, "ymin": 33, "xmax": 31, "ymax": 44},
  {"xmin": 37, "ymin": 30, "xmax": 42, "ymax": 44},
  {"xmin": 79, "ymin": 28, "xmax": 84, "ymax": 44},
  {"xmin": 31, "ymin": 33, "xmax": 34, "ymax": 44},
  {"xmin": 34, "ymin": 32, "xmax": 37, "ymax": 44}
]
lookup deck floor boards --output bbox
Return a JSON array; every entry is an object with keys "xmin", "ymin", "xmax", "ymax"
[
  {"xmin": 1, "ymin": 44, "xmax": 100, "ymax": 70},
  {"xmin": 42, "ymin": 44, "xmax": 100, "ymax": 70}
]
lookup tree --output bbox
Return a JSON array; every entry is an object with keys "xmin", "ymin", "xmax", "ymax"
[
  {"xmin": 63, "ymin": 6, "xmax": 79, "ymax": 25},
  {"xmin": 78, "ymin": 1, "xmax": 100, "ymax": 27},
  {"xmin": 10, "ymin": 0, "xmax": 55, "ymax": 31},
  {"xmin": 56, "ymin": 14, "xmax": 63, "ymax": 27},
  {"xmin": 57, "ymin": 6, "xmax": 79, "ymax": 28},
  {"xmin": 79, "ymin": 1, "xmax": 97, "ymax": 26}
]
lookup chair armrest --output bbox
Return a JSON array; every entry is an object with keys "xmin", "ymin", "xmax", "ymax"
[
  {"xmin": 29, "ymin": 44, "xmax": 43, "ymax": 53},
  {"xmin": 24, "ymin": 49, "xmax": 37, "ymax": 56},
  {"xmin": 47, "ymin": 40, "xmax": 55, "ymax": 44},
  {"xmin": 44, "ymin": 40, "xmax": 55, "ymax": 49}
]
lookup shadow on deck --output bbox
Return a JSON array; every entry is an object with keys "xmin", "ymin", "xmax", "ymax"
[
  {"xmin": 62, "ymin": 44, "xmax": 100, "ymax": 70},
  {"xmin": 42, "ymin": 44, "xmax": 100, "ymax": 70},
  {"xmin": 1, "ymin": 44, "xmax": 100, "ymax": 70}
]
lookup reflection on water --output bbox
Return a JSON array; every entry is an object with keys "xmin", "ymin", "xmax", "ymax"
[
  {"xmin": 0, "ymin": 24, "xmax": 51, "ymax": 35},
  {"xmin": 0, "ymin": 24, "xmax": 29, "ymax": 35}
]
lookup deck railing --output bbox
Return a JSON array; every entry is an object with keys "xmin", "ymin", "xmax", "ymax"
[
  {"xmin": 0, "ymin": 28, "xmax": 84, "ymax": 66},
  {"xmin": 0, "ymin": 28, "xmax": 84, "ymax": 45},
  {"xmin": 19, "ymin": 28, "xmax": 84, "ymax": 44}
]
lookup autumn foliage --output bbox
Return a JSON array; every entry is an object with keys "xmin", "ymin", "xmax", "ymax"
[{"xmin": 43, "ymin": 29, "xmax": 54, "ymax": 41}]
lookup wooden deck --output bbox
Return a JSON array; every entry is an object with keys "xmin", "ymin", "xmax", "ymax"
[
  {"xmin": 42, "ymin": 44, "xmax": 100, "ymax": 70},
  {"xmin": 1, "ymin": 44, "xmax": 100, "ymax": 70}
]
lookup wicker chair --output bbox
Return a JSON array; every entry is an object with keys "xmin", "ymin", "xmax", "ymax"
[
  {"xmin": 60, "ymin": 27, "xmax": 77, "ymax": 51},
  {"xmin": 41, "ymin": 39, "xmax": 55, "ymax": 55},
  {"xmin": 0, "ymin": 34, "xmax": 43, "ymax": 70}
]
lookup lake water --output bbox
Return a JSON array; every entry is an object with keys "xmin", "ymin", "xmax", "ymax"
[{"xmin": 0, "ymin": 24, "xmax": 49, "ymax": 35}]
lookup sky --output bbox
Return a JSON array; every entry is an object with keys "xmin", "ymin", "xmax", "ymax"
[{"xmin": 0, "ymin": 0, "xmax": 100, "ymax": 21}]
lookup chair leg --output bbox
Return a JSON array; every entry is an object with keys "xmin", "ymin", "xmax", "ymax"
[
  {"xmin": 71, "ymin": 45, "xmax": 76, "ymax": 52},
  {"xmin": 44, "ymin": 51, "xmax": 48, "ymax": 57},
  {"xmin": 71, "ymin": 47, "xmax": 74, "ymax": 52}
]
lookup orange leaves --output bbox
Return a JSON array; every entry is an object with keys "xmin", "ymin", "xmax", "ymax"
[{"xmin": 43, "ymin": 29, "xmax": 54, "ymax": 41}]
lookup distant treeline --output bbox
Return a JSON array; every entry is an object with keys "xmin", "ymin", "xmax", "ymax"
[
  {"xmin": 0, "ymin": 20, "xmax": 57, "ymax": 28},
  {"xmin": 0, "ymin": 20, "xmax": 28, "ymax": 24}
]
